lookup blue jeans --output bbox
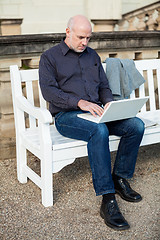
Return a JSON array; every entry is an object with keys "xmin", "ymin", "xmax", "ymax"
[{"xmin": 55, "ymin": 110, "xmax": 144, "ymax": 196}]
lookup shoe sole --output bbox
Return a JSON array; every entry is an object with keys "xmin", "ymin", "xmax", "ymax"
[
  {"xmin": 115, "ymin": 190, "xmax": 142, "ymax": 203},
  {"xmin": 100, "ymin": 210, "xmax": 130, "ymax": 231}
]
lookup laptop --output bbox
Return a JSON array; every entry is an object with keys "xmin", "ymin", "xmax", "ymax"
[{"xmin": 77, "ymin": 97, "xmax": 149, "ymax": 123}]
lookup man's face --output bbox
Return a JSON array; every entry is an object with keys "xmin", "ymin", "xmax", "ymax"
[{"xmin": 65, "ymin": 26, "xmax": 92, "ymax": 52}]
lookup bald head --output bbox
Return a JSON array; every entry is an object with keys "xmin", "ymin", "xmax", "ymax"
[
  {"xmin": 67, "ymin": 15, "xmax": 92, "ymax": 32},
  {"xmin": 65, "ymin": 15, "xmax": 92, "ymax": 52}
]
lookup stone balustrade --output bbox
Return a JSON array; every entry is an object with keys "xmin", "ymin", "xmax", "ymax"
[
  {"xmin": 0, "ymin": 31, "xmax": 160, "ymax": 159},
  {"xmin": 116, "ymin": 2, "xmax": 160, "ymax": 31}
]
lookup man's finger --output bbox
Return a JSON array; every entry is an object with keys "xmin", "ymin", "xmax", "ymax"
[
  {"xmin": 89, "ymin": 105, "xmax": 104, "ymax": 117},
  {"xmin": 104, "ymin": 102, "xmax": 112, "ymax": 110}
]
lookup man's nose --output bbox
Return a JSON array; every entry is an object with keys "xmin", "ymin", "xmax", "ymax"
[{"xmin": 82, "ymin": 38, "xmax": 88, "ymax": 46}]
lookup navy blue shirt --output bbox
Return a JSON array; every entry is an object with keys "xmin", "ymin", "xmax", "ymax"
[{"xmin": 39, "ymin": 40, "xmax": 113, "ymax": 116}]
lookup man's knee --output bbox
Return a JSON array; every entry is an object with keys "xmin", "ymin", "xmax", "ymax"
[
  {"xmin": 127, "ymin": 117, "xmax": 145, "ymax": 140},
  {"xmin": 92, "ymin": 123, "xmax": 109, "ymax": 138},
  {"xmin": 134, "ymin": 117, "xmax": 145, "ymax": 135}
]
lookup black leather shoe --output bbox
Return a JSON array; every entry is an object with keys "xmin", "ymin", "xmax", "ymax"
[
  {"xmin": 112, "ymin": 174, "xmax": 142, "ymax": 202},
  {"xmin": 100, "ymin": 199, "xmax": 130, "ymax": 230}
]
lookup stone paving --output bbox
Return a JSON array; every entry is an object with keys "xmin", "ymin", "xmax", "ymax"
[{"xmin": 1, "ymin": 143, "xmax": 160, "ymax": 240}]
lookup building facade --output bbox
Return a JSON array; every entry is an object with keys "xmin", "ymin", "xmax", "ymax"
[{"xmin": 0, "ymin": 0, "xmax": 159, "ymax": 35}]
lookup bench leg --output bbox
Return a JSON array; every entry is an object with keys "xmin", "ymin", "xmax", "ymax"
[
  {"xmin": 41, "ymin": 152, "xmax": 53, "ymax": 207},
  {"xmin": 17, "ymin": 142, "xmax": 27, "ymax": 183}
]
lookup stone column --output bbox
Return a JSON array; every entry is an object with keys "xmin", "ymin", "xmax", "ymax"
[
  {"xmin": 91, "ymin": 20, "xmax": 118, "ymax": 32},
  {"xmin": 87, "ymin": 0, "xmax": 122, "ymax": 32},
  {"xmin": 0, "ymin": 18, "xmax": 23, "ymax": 36}
]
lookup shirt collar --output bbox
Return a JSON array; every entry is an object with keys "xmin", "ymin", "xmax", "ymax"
[
  {"xmin": 60, "ymin": 38, "xmax": 89, "ymax": 56},
  {"xmin": 60, "ymin": 39, "xmax": 70, "ymax": 55}
]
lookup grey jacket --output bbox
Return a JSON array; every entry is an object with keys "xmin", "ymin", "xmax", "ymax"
[{"xmin": 105, "ymin": 58, "xmax": 145, "ymax": 100}]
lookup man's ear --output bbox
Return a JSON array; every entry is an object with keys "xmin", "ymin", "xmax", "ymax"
[{"xmin": 66, "ymin": 27, "xmax": 70, "ymax": 38}]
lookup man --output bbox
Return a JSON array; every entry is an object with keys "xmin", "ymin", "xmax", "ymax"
[{"xmin": 39, "ymin": 15, "xmax": 144, "ymax": 230}]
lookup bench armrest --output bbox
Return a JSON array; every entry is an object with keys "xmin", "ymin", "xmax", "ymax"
[{"xmin": 16, "ymin": 96, "xmax": 53, "ymax": 124}]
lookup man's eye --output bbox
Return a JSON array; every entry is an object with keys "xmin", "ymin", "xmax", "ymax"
[{"xmin": 78, "ymin": 37, "xmax": 90, "ymax": 40}]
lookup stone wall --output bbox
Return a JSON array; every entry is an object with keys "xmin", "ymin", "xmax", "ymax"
[{"xmin": 0, "ymin": 31, "xmax": 160, "ymax": 159}]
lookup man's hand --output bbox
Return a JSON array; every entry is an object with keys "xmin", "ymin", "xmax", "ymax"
[{"xmin": 78, "ymin": 99, "xmax": 104, "ymax": 117}]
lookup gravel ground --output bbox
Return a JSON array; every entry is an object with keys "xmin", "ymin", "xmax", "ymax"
[{"xmin": 1, "ymin": 143, "xmax": 160, "ymax": 240}]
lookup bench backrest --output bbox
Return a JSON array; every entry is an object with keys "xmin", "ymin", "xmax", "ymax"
[
  {"xmin": 20, "ymin": 68, "xmax": 46, "ymax": 108},
  {"xmin": 134, "ymin": 59, "xmax": 160, "ymax": 112},
  {"xmin": 10, "ymin": 66, "xmax": 46, "ymax": 129},
  {"xmin": 103, "ymin": 59, "xmax": 160, "ymax": 113},
  {"xmin": 10, "ymin": 59, "xmax": 160, "ymax": 130}
]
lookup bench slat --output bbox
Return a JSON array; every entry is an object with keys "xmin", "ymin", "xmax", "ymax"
[
  {"xmin": 157, "ymin": 68, "xmax": 160, "ymax": 108},
  {"xmin": 134, "ymin": 59, "xmax": 160, "ymax": 70},
  {"xmin": 38, "ymin": 81, "xmax": 47, "ymax": 109},
  {"xmin": 20, "ymin": 69, "xmax": 39, "ymax": 82},
  {"xmin": 147, "ymin": 69, "xmax": 156, "ymax": 111},
  {"xmin": 138, "ymin": 70, "xmax": 146, "ymax": 112},
  {"xmin": 26, "ymin": 81, "xmax": 37, "ymax": 128}
]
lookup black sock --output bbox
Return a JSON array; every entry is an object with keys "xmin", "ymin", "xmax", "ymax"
[{"xmin": 103, "ymin": 193, "xmax": 115, "ymax": 203}]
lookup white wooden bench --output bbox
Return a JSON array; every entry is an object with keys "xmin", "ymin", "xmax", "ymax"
[{"xmin": 10, "ymin": 59, "xmax": 160, "ymax": 207}]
